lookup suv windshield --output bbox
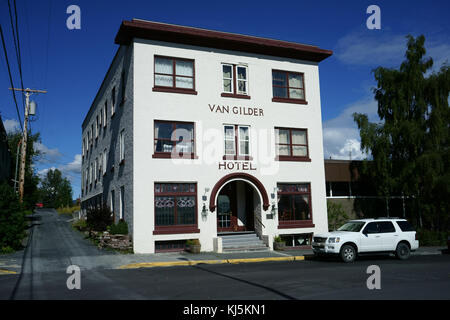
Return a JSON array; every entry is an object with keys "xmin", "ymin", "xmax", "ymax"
[{"xmin": 337, "ymin": 221, "xmax": 366, "ymax": 232}]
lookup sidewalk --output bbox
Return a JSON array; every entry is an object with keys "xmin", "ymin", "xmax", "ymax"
[{"xmin": 114, "ymin": 246, "xmax": 447, "ymax": 270}]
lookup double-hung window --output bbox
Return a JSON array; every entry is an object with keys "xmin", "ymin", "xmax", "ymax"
[
  {"xmin": 275, "ymin": 127, "xmax": 309, "ymax": 161},
  {"xmin": 119, "ymin": 130, "xmax": 125, "ymax": 163},
  {"xmin": 95, "ymin": 116, "xmax": 99, "ymax": 139},
  {"xmin": 153, "ymin": 56, "xmax": 196, "ymax": 94},
  {"xmin": 223, "ymin": 125, "xmax": 251, "ymax": 160},
  {"xmin": 277, "ymin": 183, "xmax": 314, "ymax": 228},
  {"xmin": 221, "ymin": 64, "xmax": 249, "ymax": 98},
  {"xmin": 153, "ymin": 120, "xmax": 196, "ymax": 159},
  {"xmin": 102, "ymin": 149, "xmax": 107, "ymax": 175},
  {"xmin": 103, "ymin": 102, "xmax": 107, "ymax": 127},
  {"xmin": 111, "ymin": 87, "xmax": 116, "ymax": 116},
  {"xmin": 272, "ymin": 70, "xmax": 306, "ymax": 104},
  {"xmin": 154, "ymin": 183, "xmax": 199, "ymax": 234}
]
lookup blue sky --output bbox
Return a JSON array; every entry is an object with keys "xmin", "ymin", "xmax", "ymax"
[{"xmin": 1, "ymin": 0, "xmax": 449, "ymax": 199}]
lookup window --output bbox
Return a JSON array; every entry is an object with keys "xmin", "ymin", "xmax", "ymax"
[
  {"xmin": 95, "ymin": 116, "xmax": 99, "ymax": 139},
  {"xmin": 223, "ymin": 125, "xmax": 251, "ymax": 160},
  {"xmin": 119, "ymin": 130, "xmax": 125, "ymax": 163},
  {"xmin": 102, "ymin": 149, "xmax": 107, "ymax": 174},
  {"xmin": 110, "ymin": 190, "xmax": 115, "ymax": 216},
  {"xmin": 98, "ymin": 152, "xmax": 102, "ymax": 177},
  {"xmin": 82, "ymin": 138, "xmax": 85, "ymax": 157},
  {"xmin": 119, "ymin": 186, "xmax": 124, "ymax": 220},
  {"xmin": 272, "ymin": 70, "xmax": 306, "ymax": 104},
  {"xmin": 103, "ymin": 102, "xmax": 107, "ymax": 127},
  {"xmin": 153, "ymin": 121, "xmax": 196, "ymax": 159},
  {"xmin": 378, "ymin": 221, "xmax": 396, "ymax": 233},
  {"xmin": 89, "ymin": 164, "xmax": 93, "ymax": 185},
  {"xmin": 85, "ymin": 136, "xmax": 89, "ymax": 152},
  {"xmin": 221, "ymin": 64, "xmax": 249, "ymax": 98},
  {"xmin": 363, "ymin": 222, "xmax": 380, "ymax": 234},
  {"xmin": 94, "ymin": 158, "xmax": 97, "ymax": 182},
  {"xmin": 111, "ymin": 87, "xmax": 116, "ymax": 116},
  {"xmin": 396, "ymin": 221, "xmax": 415, "ymax": 232},
  {"xmin": 275, "ymin": 127, "xmax": 309, "ymax": 161},
  {"xmin": 153, "ymin": 56, "xmax": 196, "ymax": 94},
  {"xmin": 154, "ymin": 183, "xmax": 199, "ymax": 234},
  {"xmin": 277, "ymin": 183, "xmax": 314, "ymax": 228},
  {"xmin": 90, "ymin": 124, "xmax": 94, "ymax": 145}
]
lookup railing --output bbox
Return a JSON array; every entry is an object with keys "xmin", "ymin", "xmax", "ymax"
[{"xmin": 254, "ymin": 215, "xmax": 265, "ymax": 229}]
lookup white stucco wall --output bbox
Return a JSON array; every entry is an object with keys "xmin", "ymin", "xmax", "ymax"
[{"xmin": 132, "ymin": 39, "xmax": 328, "ymax": 253}]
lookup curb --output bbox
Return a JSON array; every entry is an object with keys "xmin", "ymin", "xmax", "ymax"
[{"xmin": 118, "ymin": 255, "xmax": 307, "ymax": 269}]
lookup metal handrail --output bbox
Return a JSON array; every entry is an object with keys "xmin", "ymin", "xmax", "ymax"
[{"xmin": 254, "ymin": 215, "xmax": 265, "ymax": 229}]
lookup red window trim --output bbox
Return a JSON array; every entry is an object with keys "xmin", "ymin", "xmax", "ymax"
[
  {"xmin": 275, "ymin": 127, "xmax": 310, "ymax": 161},
  {"xmin": 277, "ymin": 183, "xmax": 313, "ymax": 228},
  {"xmin": 153, "ymin": 120, "xmax": 197, "ymax": 159},
  {"xmin": 221, "ymin": 64, "xmax": 250, "ymax": 99},
  {"xmin": 272, "ymin": 69, "xmax": 307, "ymax": 104},
  {"xmin": 153, "ymin": 183, "xmax": 198, "ymax": 234},
  {"xmin": 223, "ymin": 124, "xmax": 251, "ymax": 159},
  {"xmin": 153, "ymin": 55, "xmax": 197, "ymax": 94}
]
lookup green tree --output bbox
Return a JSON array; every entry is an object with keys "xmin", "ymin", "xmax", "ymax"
[
  {"xmin": 353, "ymin": 35, "xmax": 449, "ymax": 231},
  {"xmin": 327, "ymin": 201, "xmax": 349, "ymax": 231},
  {"xmin": 7, "ymin": 130, "xmax": 41, "ymax": 210},
  {"xmin": 40, "ymin": 169, "xmax": 73, "ymax": 208},
  {"xmin": 0, "ymin": 182, "xmax": 26, "ymax": 251}
]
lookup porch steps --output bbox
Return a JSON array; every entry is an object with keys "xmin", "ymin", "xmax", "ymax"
[{"xmin": 220, "ymin": 232, "xmax": 269, "ymax": 252}]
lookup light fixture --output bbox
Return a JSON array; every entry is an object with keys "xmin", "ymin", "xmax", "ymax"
[
  {"xmin": 271, "ymin": 203, "xmax": 277, "ymax": 215},
  {"xmin": 201, "ymin": 203, "xmax": 208, "ymax": 218}
]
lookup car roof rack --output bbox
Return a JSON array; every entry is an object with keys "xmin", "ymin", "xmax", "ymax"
[{"xmin": 374, "ymin": 217, "xmax": 402, "ymax": 219}]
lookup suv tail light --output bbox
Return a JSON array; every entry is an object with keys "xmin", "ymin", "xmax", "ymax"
[{"xmin": 415, "ymin": 233, "xmax": 418, "ymax": 241}]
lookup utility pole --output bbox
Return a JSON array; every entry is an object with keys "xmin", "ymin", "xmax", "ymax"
[{"xmin": 9, "ymin": 88, "xmax": 47, "ymax": 202}]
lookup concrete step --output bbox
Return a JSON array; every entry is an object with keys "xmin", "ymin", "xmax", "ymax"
[{"xmin": 220, "ymin": 232, "xmax": 269, "ymax": 252}]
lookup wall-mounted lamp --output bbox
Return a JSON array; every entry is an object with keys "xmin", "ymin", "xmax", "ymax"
[
  {"xmin": 201, "ymin": 203, "xmax": 209, "ymax": 218},
  {"xmin": 271, "ymin": 203, "xmax": 277, "ymax": 216}
]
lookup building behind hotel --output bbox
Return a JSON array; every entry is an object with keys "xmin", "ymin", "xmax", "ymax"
[{"xmin": 81, "ymin": 19, "xmax": 332, "ymax": 253}]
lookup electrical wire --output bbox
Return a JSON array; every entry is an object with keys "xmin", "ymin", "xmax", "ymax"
[{"xmin": 0, "ymin": 24, "xmax": 24, "ymax": 132}]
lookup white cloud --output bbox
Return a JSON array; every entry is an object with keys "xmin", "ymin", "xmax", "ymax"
[
  {"xmin": 34, "ymin": 142, "xmax": 63, "ymax": 163},
  {"xmin": 322, "ymin": 95, "xmax": 379, "ymax": 161},
  {"xmin": 335, "ymin": 31, "xmax": 450, "ymax": 71},
  {"xmin": 60, "ymin": 154, "xmax": 82, "ymax": 176},
  {"xmin": 2, "ymin": 118, "xmax": 20, "ymax": 133}
]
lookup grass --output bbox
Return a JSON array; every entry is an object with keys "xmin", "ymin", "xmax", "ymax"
[{"xmin": 57, "ymin": 205, "xmax": 81, "ymax": 215}]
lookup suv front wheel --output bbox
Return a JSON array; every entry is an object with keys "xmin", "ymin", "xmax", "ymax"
[
  {"xmin": 340, "ymin": 244, "xmax": 357, "ymax": 263},
  {"xmin": 395, "ymin": 242, "xmax": 411, "ymax": 260}
]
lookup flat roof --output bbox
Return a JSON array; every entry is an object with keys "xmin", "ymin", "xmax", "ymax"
[{"xmin": 115, "ymin": 19, "xmax": 333, "ymax": 62}]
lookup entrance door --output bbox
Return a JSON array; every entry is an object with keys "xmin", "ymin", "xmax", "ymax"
[{"xmin": 217, "ymin": 182, "xmax": 237, "ymax": 232}]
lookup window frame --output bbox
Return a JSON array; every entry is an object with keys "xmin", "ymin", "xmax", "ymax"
[
  {"xmin": 223, "ymin": 124, "xmax": 252, "ymax": 160},
  {"xmin": 153, "ymin": 183, "xmax": 200, "ymax": 235},
  {"xmin": 152, "ymin": 120, "xmax": 197, "ymax": 159},
  {"xmin": 102, "ymin": 148, "xmax": 107, "ymax": 175},
  {"xmin": 275, "ymin": 127, "xmax": 310, "ymax": 161},
  {"xmin": 272, "ymin": 69, "xmax": 307, "ymax": 104},
  {"xmin": 153, "ymin": 55, "xmax": 197, "ymax": 95},
  {"xmin": 119, "ymin": 129, "xmax": 125, "ymax": 164},
  {"xmin": 221, "ymin": 63, "xmax": 250, "ymax": 99},
  {"xmin": 277, "ymin": 183, "xmax": 314, "ymax": 229}
]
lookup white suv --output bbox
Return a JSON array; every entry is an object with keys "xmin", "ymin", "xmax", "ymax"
[{"xmin": 312, "ymin": 218, "xmax": 419, "ymax": 263}]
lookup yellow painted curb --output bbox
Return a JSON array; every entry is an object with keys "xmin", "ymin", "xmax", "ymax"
[
  {"xmin": 118, "ymin": 255, "xmax": 306, "ymax": 269},
  {"xmin": 0, "ymin": 269, "xmax": 17, "ymax": 275}
]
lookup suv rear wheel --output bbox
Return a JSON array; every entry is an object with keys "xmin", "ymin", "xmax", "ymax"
[
  {"xmin": 395, "ymin": 242, "xmax": 411, "ymax": 260},
  {"xmin": 340, "ymin": 244, "xmax": 356, "ymax": 263}
]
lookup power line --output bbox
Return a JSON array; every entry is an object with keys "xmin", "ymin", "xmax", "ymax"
[{"xmin": 0, "ymin": 24, "xmax": 23, "ymax": 131}]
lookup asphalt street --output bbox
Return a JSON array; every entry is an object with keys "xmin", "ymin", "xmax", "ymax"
[{"xmin": 1, "ymin": 209, "xmax": 449, "ymax": 300}]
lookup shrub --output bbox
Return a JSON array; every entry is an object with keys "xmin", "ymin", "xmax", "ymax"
[
  {"xmin": 274, "ymin": 235, "xmax": 284, "ymax": 243},
  {"xmin": 72, "ymin": 219, "xmax": 87, "ymax": 231},
  {"xmin": 186, "ymin": 239, "xmax": 200, "ymax": 246},
  {"xmin": 109, "ymin": 219, "xmax": 129, "ymax": 235},
  {"xmin": 0, "ymin": 182, "xmax": 27, "ymax": 250},
  {"xmin": 417, "ymin": 229, "xmax": 448, "ymax": 246},
  {"xmin": 327, "ymin": 201, "xmax": 350, "ymax": 231},
  {"xmin": 86, "ymin": 206, "xmax": 113, "ymax": 231},
  {"xmin": 57, "ymin": 205, "xmax": 81, "ymax": 215}
]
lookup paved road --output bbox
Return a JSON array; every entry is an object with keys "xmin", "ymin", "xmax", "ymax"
[{"xmin": 1, "ymin": 209, "xmax": 449, "ymax": 300}]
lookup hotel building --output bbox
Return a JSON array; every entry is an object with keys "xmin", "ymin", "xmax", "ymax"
[{"xmin": 81, "ymin": 19, "xmax": 333, "ymax": 253}]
